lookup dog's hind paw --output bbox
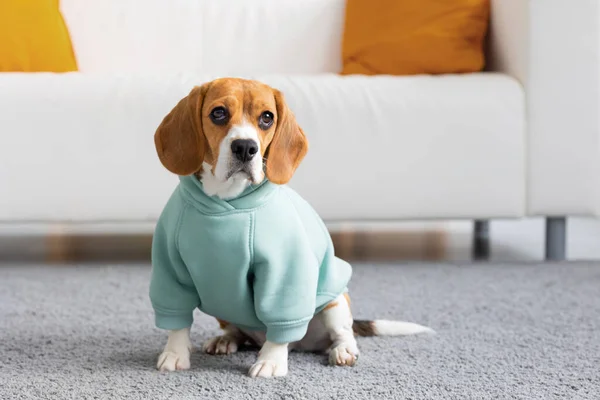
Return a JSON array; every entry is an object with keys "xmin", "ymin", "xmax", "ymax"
[
  {"xmin": 329, "ymin": 343, "xmax": 359, "ymax": 367},
  {"xmin": 157, "ymin": 350, "xmax": 190, "ymax": 372},
  {"xmin": 202, "ymin": 335, "xmax": 239, "ymax": 355}
]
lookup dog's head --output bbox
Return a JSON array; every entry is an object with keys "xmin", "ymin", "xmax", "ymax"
[{"xmin": 154, "ymin": 78, "xmax": 308, "ymax": 188}]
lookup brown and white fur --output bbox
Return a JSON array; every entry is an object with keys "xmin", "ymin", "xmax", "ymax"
[{"xmin": 153, "ymin": 78, "xmax": 434, "ymax": 378}]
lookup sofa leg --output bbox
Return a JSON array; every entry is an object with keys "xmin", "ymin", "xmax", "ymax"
[
  {"xmin": 472, "ymin": 219, "xmax": 490, "ymax": 260},
  {"xmin": 545, "ymin": 217, "xmax": 567, "ymax": 261}
]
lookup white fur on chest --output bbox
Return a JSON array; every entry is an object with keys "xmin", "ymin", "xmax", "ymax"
[{"xmin": 200, "ymin": 162, "xmax": 251, "ymax": 200}]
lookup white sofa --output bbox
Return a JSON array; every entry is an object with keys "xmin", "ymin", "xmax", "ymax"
[{"xmin": 0, "ymin": 0, "xmax": 596, "ymax": 261}]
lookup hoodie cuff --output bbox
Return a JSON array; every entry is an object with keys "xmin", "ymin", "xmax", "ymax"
[
  {"xmin": 154, "ymin": 310, "xmax": 193, "ymax": 330},
  {"xmin": 266, "ymin": 322, "xmax": 310, "ymax": 344}
]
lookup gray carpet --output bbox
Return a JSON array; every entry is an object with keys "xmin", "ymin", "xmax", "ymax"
[{"xmin": 1, "ymin": 262, "xmax": 599, "ymax": 400}]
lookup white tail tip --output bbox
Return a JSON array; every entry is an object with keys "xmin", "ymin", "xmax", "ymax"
[{"xmin": 372, "ymin": 320, "xmax": 435, "ymax": 336}]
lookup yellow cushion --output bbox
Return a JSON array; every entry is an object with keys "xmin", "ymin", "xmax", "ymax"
[
  {"xmin": 0, "ymin": 0, "xmax": 77, "ymax": 72},
  {"xmin": 341, "ymin": 0, "xmax": 490, "ymax": 76}
]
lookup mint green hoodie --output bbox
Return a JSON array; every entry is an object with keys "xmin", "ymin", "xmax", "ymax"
[{"xmin": 149, "ymin": 175, "xmax": 352, "ymax": 344}]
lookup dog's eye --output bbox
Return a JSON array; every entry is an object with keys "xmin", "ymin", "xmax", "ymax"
[
  {"xmin": 209, "ymin": 107, "xmax": 229, "ymax": 125},
  {"xmin": 258, "ymin": 111, "xmax": 274, "ymax": 130}
]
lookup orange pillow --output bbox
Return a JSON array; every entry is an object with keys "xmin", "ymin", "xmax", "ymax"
[
  {"xmin": 0, "ymin": 0, "xmax": 78, "ymax": 72},
  {"xmin": 341, "ymin": 0, "xmax": 490, "ymax": 76}
]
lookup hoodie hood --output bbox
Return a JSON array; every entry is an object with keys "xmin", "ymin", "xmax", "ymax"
[{"xmin": 177, "ymin": 174, "xmax": 279, "ymax": 215}]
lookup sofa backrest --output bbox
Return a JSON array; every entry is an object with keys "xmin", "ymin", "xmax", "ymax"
[{"xmin": 60, "ymin": 0, "xmax": 345, "ymax": 75}]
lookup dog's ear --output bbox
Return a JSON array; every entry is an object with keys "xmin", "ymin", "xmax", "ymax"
[
  {"xmin": 265, "ymin": 89, "xmax": 309, "ymax": 184},
  {"xmin": 154, "ymin": 83, "xmax": 210, "ymax": 175}
]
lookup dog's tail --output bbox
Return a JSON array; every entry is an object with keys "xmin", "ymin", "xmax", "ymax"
[{"xmin": 352, "ymin": 319, "xmax": 434, "ymax": 337}]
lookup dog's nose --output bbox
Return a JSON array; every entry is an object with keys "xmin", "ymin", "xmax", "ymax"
[{"xmin": 231, "ymin": 139, "xmax": 258, "ymax": 163}]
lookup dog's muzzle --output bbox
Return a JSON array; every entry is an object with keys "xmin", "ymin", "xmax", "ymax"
[{"xmin": 226, "ymin": 139, "xmax": 262, "ymax": 182}]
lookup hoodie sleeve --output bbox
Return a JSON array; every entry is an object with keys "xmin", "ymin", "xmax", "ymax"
[
  {"xmin": 252, "ymin": 194, "xmax": 321, "ymax": 344},
  {"xmin": 149, "ymin": 203, "xmax": 200, "ymax": 331}
]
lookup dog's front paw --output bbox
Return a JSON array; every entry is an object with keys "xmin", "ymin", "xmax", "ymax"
[
  {"xmin": 329, "ymin": 343, "xmax": 359, "ymax": 367},
  {"xmin": 248, "ymin": 341, "xmax": 289, "ymax": 378},
  {"xmin": 157, "ymin": 349, "xmax": 191, "ymax": 372},
  {"xmin": 202, "ymin": 335, "xmax": 239, "ymax": 355},
  {"xmin": 248, "ymin": 360, "xmax": 288, "ymax": 378}
]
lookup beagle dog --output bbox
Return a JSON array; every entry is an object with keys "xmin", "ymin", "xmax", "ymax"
[{"xmin": 151, "ymin": 77, "xmax": 433, "ymax": 378}]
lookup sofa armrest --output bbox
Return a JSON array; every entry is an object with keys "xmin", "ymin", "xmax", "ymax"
[
  {"xmin": 489, "ymin": 0, "xmax": 600, "ymax": 216},
  {"xmin": 526, "ymin": 0, "xmax": 600, "ymax": 216},
  {"xmin": 486, "ymin": 0, "xmax": 528, "ymax": 84}
]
